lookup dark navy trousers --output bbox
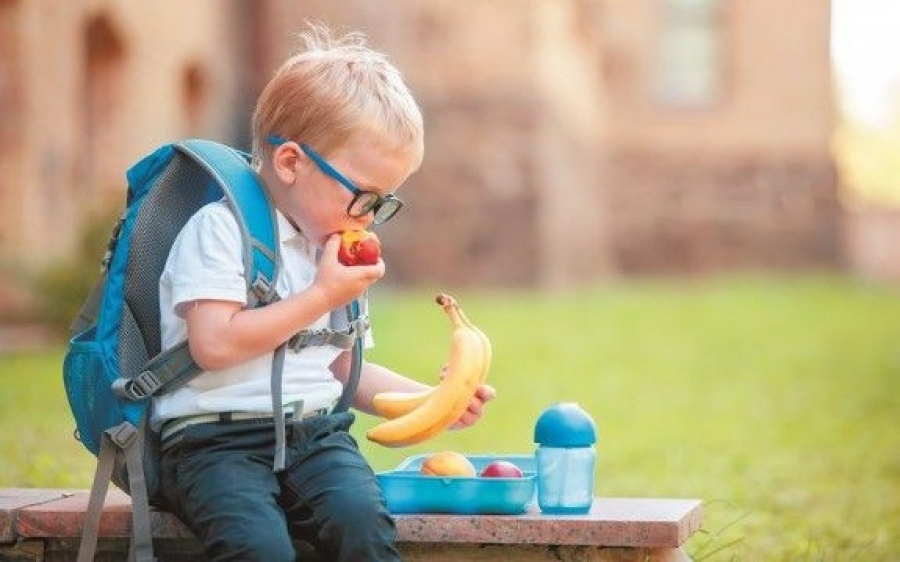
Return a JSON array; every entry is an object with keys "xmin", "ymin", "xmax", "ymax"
[{"xmin": 159, "ymin": 411, "xmax": 400, "ymax": 561}]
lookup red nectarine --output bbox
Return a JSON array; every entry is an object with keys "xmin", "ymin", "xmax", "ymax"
[
  {"xmin": 480, "ymin": 461, "xmax": 524, "ymax": 478},
  {"xmin": 338, "ymin": 230, "xmax": 381, "ymax": 266}
]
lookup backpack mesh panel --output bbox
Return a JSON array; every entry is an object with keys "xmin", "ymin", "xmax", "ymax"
[{"xmin": 121, "ymin": 152, "xmax": 221, "ymax": 374}]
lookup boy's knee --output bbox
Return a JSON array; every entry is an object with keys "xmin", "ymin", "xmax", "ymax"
[
  {"xmin": 333, "ymin": 493, "xmax": 390, "ymax": 529},
  {"xmin": 208, "ymin": 526, "xmax": 295, "ymax": 562},
  {"xmin": 318, "ymin": 491, "xmax": 397, "ymax": 557}
]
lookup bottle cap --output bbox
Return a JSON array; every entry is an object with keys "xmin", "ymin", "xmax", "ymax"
[{"xmin": 534, "ymin": 402, "xmax": 597, "ymax": 447}]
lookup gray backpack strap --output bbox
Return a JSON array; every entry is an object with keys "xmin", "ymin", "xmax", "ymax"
[
  {"xmin": 271, "ymin": 298, "xmax": 366, "ymax": 471},
  {"xmin": 113, "ymin": 341, "xmax": 201, "ymax": 401},
  {"xmin": 77, "ymin": 428, "xmax": 118, "ymax": 562},
  {"xmin": 125, "ymin": 425, "xmax": 155, "ymax": 562},
  {"xmin": 333, "ymin": 300, "xmax": 364, "ymax": 414},
  {"xmin": 271, "ymin": 343, "xmax": 289, "ymax": 471},
  {"xmin": 77, "ymin": 422, "xmax": 155, "ymax": 562}
]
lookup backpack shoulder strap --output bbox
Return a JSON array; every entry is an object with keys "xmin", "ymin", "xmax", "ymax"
[{"xmin": 176, "ymin": 139, "xmax": 281, "ymax": 307}]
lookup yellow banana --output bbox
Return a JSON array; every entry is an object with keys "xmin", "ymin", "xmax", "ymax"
[
  {"xmin": 366, "ymin": 294, "xmax": 489, "ymax": 447},
  {"xmin": 366, "ymin": 329, "xmax": 481, "ymax": 446},
  {"xmin": 456, "ymin": 304, "xmax": 492, "ymax": 384},
  {"xmin": 371, "ymin": 387, "xmax": 434, "ymax": 419},
  {"xmin": 369, "ymin": 294, "xmax": 492, "ymax": 420}
]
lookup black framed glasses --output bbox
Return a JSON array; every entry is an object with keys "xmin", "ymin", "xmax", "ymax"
[{"xmin": 268, "ymin": 136, "xmax": 404, "ymax": 224}]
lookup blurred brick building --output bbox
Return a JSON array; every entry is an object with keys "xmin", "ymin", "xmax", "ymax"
[{"xmin": 0, "ymin": 0, "xmax": 839, "ymax": 292}]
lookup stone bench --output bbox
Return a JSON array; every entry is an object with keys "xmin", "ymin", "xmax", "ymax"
[{"xmin": 0, "ymin": 488, "xmax": 702, "ymax": 561}]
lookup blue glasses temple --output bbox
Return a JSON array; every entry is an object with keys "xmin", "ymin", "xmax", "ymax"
[{"xmin": 267, "ymin": 135, "xmax": 361, "ymax": 195}]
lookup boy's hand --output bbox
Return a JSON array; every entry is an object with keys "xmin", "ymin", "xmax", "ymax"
[
  {"xmin": 313, "ymin": 233, "xmax": 384, "ymax": 309},
  {"xmin": 433, "ymin": 356, "xmax": 496, "ymax": 430},
  {"xmin": 450, "ymin": 383, "xmax": 496, "ymax": 430}
]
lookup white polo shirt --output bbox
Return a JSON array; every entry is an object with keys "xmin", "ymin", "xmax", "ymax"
[{"xmin": 151, "ymin": 200, "xmax": 358, "ymax": 430}]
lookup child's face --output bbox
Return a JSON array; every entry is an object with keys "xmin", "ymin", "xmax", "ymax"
[{"xmin": 282, "ymin": 137, "xmax": 418, "ymax": 246}]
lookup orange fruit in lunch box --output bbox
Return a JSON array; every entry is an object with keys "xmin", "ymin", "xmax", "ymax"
[{"xmin": 420, "ymin": 451, "xmax": 476, "ymax": 477}]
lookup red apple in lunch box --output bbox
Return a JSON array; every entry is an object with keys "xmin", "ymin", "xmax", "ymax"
[
  {"xmin": 480, "ymin": 460, "xmax": 524, "ymax": 478},
  {"xmin": 338, "ymin": 230, "xmax": 381, "ymax": 266}
]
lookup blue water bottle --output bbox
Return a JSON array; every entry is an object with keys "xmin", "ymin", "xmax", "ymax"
[{"xmin": 534, "ymin": 402, "xmax": 598, "ymax": 514}]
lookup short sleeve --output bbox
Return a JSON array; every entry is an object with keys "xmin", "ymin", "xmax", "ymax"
[{"xmin": 162, "ymin": 202, "xmax": 248, "ymax": 314}]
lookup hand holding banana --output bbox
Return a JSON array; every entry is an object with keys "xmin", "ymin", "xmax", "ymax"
[{"xmin": 366, "ymin": 294, "xmax": 493, "ymax": 447}]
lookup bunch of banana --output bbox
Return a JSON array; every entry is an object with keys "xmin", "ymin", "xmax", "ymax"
[
  {"xmin": 366, "ymin": 293, "xmax": 492, "ymax": 447},
  {"xmin": 371, "ymin": 296, "xmax": 492, "ymax": 419}
]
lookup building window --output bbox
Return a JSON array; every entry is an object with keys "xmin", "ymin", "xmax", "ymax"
[
  {"xmin": 181, "ymin": 63, "xmax": 208, "ymax": 136},
  {"xmin": 83, "ymin": 13, "xmax": 126, "ymax": 196},
  {"xmin": 654, "ymin": 0, "xmax": 724, "ymax": 107}
]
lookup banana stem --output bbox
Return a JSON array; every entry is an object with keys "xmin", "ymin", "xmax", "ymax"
[{"xmin": 435, "ymin": 293, "xmax": 464, "ymax": 328}]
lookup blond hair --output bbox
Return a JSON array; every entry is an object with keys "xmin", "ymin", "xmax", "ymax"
[{"xmin": 252, "ymin": 23, "xmax": 424, "ymax": 167}]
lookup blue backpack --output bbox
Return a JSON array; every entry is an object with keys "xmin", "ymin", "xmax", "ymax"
[{"xmin": 62, "ymin": 139, "xmax": 366, "ymax": 562}]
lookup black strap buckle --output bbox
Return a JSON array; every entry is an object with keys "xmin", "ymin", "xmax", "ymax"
[
  {"xmin": 250, "ymin": 274, "xmax": 280, "ymax": 307},
  {"xmin": 106, "ymin": 422, "xmax": 138, "ymax": 449},
  {"xmin": 112, "ymin": 370, "xmax": 161, "ymax": 401},
  {"xmin": 288, "ymin": 316, "xmax": 369, "ymax": 352}
]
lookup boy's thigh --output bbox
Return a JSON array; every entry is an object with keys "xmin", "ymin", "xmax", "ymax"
[
  {"xmin": 161, "ymin": 425, "xmax": 293, "ymax": 555},
  {"xmin": 279, "ymin": 415, "xmax": 390, "ymax": 529}
]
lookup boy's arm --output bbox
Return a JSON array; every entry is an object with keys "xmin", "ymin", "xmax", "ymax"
[
  {"xmin": 184, "ymin": 286, "xmax": 332, "ymax": 371},
  {"xmin": 184, "ymin": 234, "xmax": 382, "ymax": 371},
  {"xmin": 331, "ymin": 353, "xmax": 496, "ymax": 428}
]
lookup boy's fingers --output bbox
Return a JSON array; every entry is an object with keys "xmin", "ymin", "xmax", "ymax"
[
  {"xmin": 475, "ymin": 384, "xmax": 496, "ymax": 402},
  {"xmin": 322, "ymin": 233, "xmax": 341, "ymax": 256}
]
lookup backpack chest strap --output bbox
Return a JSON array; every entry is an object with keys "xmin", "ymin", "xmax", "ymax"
[
  {"xmin": 287, "ymin": 316, "xmax": 369, "ymax": 352},
  {"xmin": 118, "ymin": 306, "xmax": 367, "ymax": 403}
]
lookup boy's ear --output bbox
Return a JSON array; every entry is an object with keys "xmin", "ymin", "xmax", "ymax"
[{"xmin": 272, "ymin": 142, "xmax": 302, "ymax": 184}]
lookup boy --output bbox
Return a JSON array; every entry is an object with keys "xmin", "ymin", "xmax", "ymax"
[{"xmin": 153, "ymin": 24, "xmax": 495, "ymax": 561}]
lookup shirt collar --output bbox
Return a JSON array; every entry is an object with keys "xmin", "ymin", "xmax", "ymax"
[{"xmin": 276, "ymin": 210, "xmax": 309, "ymax": 246}]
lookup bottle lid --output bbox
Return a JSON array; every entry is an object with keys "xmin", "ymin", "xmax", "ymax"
[{"xmin": 534, "ymin": 402, "xmax": 597, "ymax": 447}]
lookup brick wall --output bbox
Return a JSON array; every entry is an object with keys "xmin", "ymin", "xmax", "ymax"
[
  {"xmin": 606, "ymin": 150, "xmax": 841, "ymax": 274},
  {"xmin": 0, "ymin": 0, "xmax": 846, "ymax": 291}
]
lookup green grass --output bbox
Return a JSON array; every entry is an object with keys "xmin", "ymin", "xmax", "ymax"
[{"xmin": 2, "ymin": 274, "xmax": 898, "ymax": 560}]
